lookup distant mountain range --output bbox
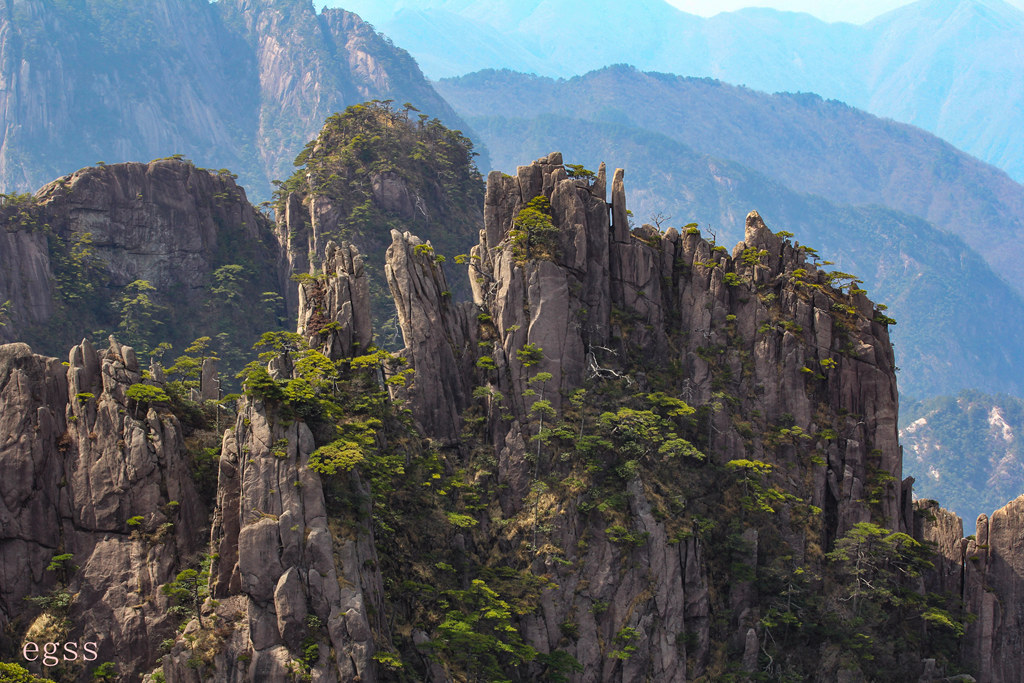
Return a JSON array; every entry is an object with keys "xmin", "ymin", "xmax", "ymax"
[
  {"xmin": 901, "ymin": 391, "xmax": 1024, "ymax": 524},
  {"xmin": 335, "ymin": 0, "xmax": 1024, "ymax": 184},
  {"xmin": 438, "ymin": 67, "xmax": 1024, "ymax": 399}
]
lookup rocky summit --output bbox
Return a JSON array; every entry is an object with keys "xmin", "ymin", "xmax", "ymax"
[
  {"xmin": 0, "ymin": 158, "xmax": 283, "ymax": 366},
  {"xmin": 1, "ymin": 150, "xmax": 1023, "ymax": 682}
]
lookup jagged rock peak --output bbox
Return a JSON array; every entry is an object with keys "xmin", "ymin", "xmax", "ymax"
[
  {"xmin": 297, "ymin": 240, "xmax": 372, "ymax": 360},
  {"xmin": 743, "ymin": 209, "xmax": 782, "ymax": 252},
  {"xmin": 198, "ymin": 399, "xmax": 382, "ymax": 683},
  {"xmin": 0, "ymin": 337, "xmax": 204, "ymax": 679},
  {"xmin": 398, "ymin": 152, "xmax": 905, "ymax": 558},
  {"xmin": 385, "ymin": 229, "xmax": 477, "ymax": 443}
]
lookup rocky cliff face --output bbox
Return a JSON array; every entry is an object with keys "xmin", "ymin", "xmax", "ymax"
[
  {"xmin": 372, "ymin": 152, "xmax": 910, "ymax": 680},
  {"xmin": 0, "ymin": 159, "xmax": 282, "ymax": 364},
  {"xmin": 0, "ymin": 0, "xmax": 474, "ymax": 198},
  {"xmin": 916, "ymin": 495, "xmax": 1024, "ymax": 683},
  {"xmin": 0, "ymin": 337, "xmax": 205, "ymax": 681},
  {"xmin": 462, "ymin": 153, "xmax": 904, "ymax": 539},
  {"xmin": 3, "ymin": 150, "xmax": 1024, "ymax": 682}
]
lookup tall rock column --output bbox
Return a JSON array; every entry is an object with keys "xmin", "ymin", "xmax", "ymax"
[
  {"xmin": 962, "ymin": 496, "xmax": 1024, "ymax": 682},
  {"xmin": 297, "ymin": 240, "xmax": 372, "ymax": 358},
  {"xmin": 196, "ymin": 241, "xmax": 386, "ymax": 683},
  {"xmin": 385, "ymin": 229, "xmax": 477, "ymax": 444},
  {"xmin": 200, "ymin": 403, "xmax": 383, "ymax": 683}
]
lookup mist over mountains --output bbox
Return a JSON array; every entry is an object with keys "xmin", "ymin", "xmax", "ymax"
[{"xmin": 335, "ymin": 0, "xmax": 1024, "ymax": 184}]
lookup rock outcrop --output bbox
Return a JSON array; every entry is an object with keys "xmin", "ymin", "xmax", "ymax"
[
  {"xmin": 385, "ymin": 230, "xmax": 477, "ymax": 444},
  {"xmin": 462, "ymin": 153, "xmax": 904, "ymax": 539},
  {"xmin": 170, "ymin": 243, "xmax": 387, "ymax": 682},
  {"xmin": 0, "ymin": 159, "xmax": 283, "ymax": 360},
  {"xmin": 0, "ymin": 338, "xmax": 205, "ymax": 680},
  {"xmin": 917, "ymin": 495, "xmax": 1024, "ymax": 683},
  {"xmin": 272, "ymin": 100, "xmax": 484, "ymax": 322},
  {"xmin": 178, "ymin": 402, "xmax": 384, "ymax": 683},
  {"xmin": 297, "ymin": 240, "xmax": 372, "ymax": 358},
  {"xmin": 962, "ymin": 496, "xmax": 1024, "ymax": 683}
]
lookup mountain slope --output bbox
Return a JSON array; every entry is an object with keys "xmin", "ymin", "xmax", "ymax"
[
  {"xmin": 338, "ymin": 0, "xmax": 1024, "ymax": 183},
  {"xmin": 0, "ymin": 0, "xmax": 475, "ymax": 199}
]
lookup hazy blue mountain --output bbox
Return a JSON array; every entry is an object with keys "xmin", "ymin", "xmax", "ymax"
[
  {"xmin": 0, "ymin": 0, "xmax": 478, "ymax": 199},
  {"xmin": 901, "ymin": 391, "xmax": 1024, "ymax": 525},
  {"xmin": 439, "ymin": 67, "xmax": 1024, "ymax": 311},
  {"xmin": 863, "ymin": 0, "xmax": 1024, "ymax": 179},
  {"xmin": 332, "ymin": 0, "xmax": 1024, "ymax": 183}
]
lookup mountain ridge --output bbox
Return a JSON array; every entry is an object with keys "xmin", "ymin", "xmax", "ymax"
[
  {"xmin": 344, "ymin": 0, "xmax": 1024, "ymax": 182},
  {"xmin": 438, "ymin": 68, "xmax": 1024, "ymax": 400}
]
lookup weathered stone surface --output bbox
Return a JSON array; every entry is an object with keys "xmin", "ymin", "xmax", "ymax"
[
  {"xmin": 200, "ymin": 396, "xmax": 384, "ymax": 682},
  {"xmin": 468, "ymin": 155, "xmax": 903, "ymax": 544},
  {"xmin": 193, "ymin": 259, "xmax": 387, "ymax": 682},
  {"xmin": 0, "ymin": 338, "xmax": 205, "ymax": 679},
  {"xmin": 297, "ymin": 240, "xmax": 373, "ymax": 359},
  {"xmin": 915, "ymin": 492, "xmax": 1024, "ymax": 683},
  {"xmin": 0, "ymin": 229, "xmax": 55, "ymax": 336},
  {"xmin": 963, "ymin": 496, "xmax": 1024, "ymax": 683},
  {"xmin": 385, "ymin": 229, "xmax": 477, "ymax": 444},
  {"xmin": 913, "ymin": 499, "xmax": 964, "ymax": 596},
  {"xmin": 201, "ymin": 357, "xmax": 220, "ymax": 401},
  {"xmin": 371, "ymin": 171, "xmax": 416, "ymax": 218},
  {"xmin": 0, "ymin": 159, "xmax": 282, "ymax": 356}
]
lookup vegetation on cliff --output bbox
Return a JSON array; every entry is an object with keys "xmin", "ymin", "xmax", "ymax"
[
  {"xmin": 0, "ymin": 131, "xmax": 1008, "ymax": 682},
  {"xmin": 274, "ymin": 100, "xmax": 484, "ymax": 343}
]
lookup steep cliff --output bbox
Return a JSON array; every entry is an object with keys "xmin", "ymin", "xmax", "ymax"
[
  {"xmin": 0, "ymin": 159, "xmax": 283, "ymax": 369},
  {"xmin": 916, "ymin": 495, "xmax": 1024, "ymax": 683},
  {"xmin": 0, "ymin": 337, "xmax": 205, "ymax": 681},
  {"xmin": 0, "ymin": 0, "xmax": 476, "ymax": 198},
  {"xmin": 368, "ymin": 153, "xmax": 918, "ymax": 680},
  {"xmin": 4, "ymin": 150, "xmax": 1022, "ymax": 682}
]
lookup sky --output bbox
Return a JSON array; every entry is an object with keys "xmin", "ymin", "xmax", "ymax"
[{"xmin": 665, "ymin": 0, "xmax": 1024, "ymax": 23}]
